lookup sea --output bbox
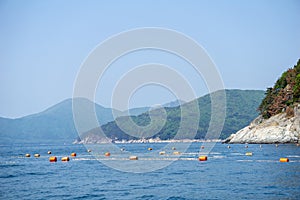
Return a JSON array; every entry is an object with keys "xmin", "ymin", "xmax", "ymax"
[{"xmin": 0, "ymin": 142, "xmax": 299, "ymax": 200}]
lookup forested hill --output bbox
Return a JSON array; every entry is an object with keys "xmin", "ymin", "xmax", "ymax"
[
  {"xmin": 77, "ymin": 89, "xmax": 265, "ymax": 142},
  {"xmin": 258, "ymin": 59, "xmax": 300, "ymax": 119}
]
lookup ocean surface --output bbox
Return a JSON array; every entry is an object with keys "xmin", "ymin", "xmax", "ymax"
[{"xmin": 0, "ymin": 142, "xmax": 299, "ymax": 199}]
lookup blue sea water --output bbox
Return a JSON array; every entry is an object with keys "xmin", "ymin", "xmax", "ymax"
[{"xmin": 0, "ymin": 142, "xmax": 299, "ymax": 199}]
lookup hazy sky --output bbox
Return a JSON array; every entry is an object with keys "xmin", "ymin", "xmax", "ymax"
[{"xmin": 1, "ymin": 0, "xmax": 300, "ymax": 118}]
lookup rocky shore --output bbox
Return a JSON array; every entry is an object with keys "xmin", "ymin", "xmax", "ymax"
[{"xmin": 224, "ymin": 104, "xmax": 300, "ymax": 144}]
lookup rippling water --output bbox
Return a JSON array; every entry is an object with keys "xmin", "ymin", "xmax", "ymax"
[{"xmin": 0, "ymin": 143, "xmax": 299, "ymax": 199}]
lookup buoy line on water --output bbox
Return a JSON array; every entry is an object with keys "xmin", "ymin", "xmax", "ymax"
[
  {"xmin": 20, "ymin": 145, "xmax": 296, "ymax": 163},
  {"xmin": 86, "ymin": 157, "xmax": 199, "ymax": 161},
  {"xmin": 20, "ymin": 154, "xmax": 297, "ymax": 162}
]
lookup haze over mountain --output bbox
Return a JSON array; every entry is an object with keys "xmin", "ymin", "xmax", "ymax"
[
  {"xmin": 118, "ymin": 99, "xmax": 185, "ymax": 117},
  {"xmin": 76, "ymin": 89, "xmax": 265, "ymax": 143},
  {"xmin": 0, "ymin": 90, "xmax": 265, "ymax": 144},
  {"xmin": 0, "ymin": 98, "xmax": 152, "ymax": 144}
]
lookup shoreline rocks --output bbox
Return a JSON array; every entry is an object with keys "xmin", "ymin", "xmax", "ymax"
[
  {"xmin": 224, "ymin": 104, "xmax": 300, "ymax": 144},
  {"xmin": 73, "ymin": 137, "xmax": 221, "ymax": 144}
]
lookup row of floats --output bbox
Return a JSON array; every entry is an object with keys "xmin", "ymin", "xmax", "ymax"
[
  {"xmin": 25, "ymin": 153, "xmax": 206, "ymax": 162},
  {"xmin": 25, "ymin": 152, "xmax": 78, "ymax": 162},
  {"xmin": 24, "ymin": 145, "xmax": 291, "ymax": 163},
  {"xmin": 243, "ymin": 152, "xmax": 289, "ymax": 162},
  {"xmin": 25, "ymin": 150, "xmax": 53, "ymax": 157}
]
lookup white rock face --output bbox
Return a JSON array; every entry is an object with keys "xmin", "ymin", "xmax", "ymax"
[{"xmin": 225, "ymin": 105, "xmax": 300, "ymax": 144}]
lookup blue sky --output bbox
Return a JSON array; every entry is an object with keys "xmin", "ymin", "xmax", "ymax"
[{"xmin": 0, "ymin": 0, "xmax": 300, "ymax": 118}]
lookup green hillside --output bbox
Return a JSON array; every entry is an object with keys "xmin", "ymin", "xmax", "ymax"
[{"xmin": 79, "ymin": 90, "xmax": 265, "ymax": 142}]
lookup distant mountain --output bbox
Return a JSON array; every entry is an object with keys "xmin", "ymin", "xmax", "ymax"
[
  {"xmin": 76, "ymin": 89, "xmax": 265, "ymax": 143},
  {"xmin": 119, "ymin": 107, "xmax": 150, "ymax": 117},
  {"xmin": 162, "ymin": 99, "xmax": 186, "ymax": 108},
  {"xmin": 0, "ymin": 98, "xmax": 148, "ymax": 144},
  {"xmin": 117, "ymin": 99, "xmax": 185, "ymax": 117},
  {"xmin": 0, "ymin": 98, "xmax": 186, "ymax": 144}
]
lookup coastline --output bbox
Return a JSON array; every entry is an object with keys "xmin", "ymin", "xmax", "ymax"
[
  {"xmin": 113, "ymin": 138, "xmax": 222, "ymax": 144},
  {"xmin": 73, "ymin": 138, "xmax": 222, "ymax": 144},
  {"xmin": 224, "ymin": 105, "xmax": 300, "ymax": 144}
]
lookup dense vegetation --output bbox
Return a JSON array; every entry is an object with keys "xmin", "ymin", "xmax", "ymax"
[
  {"xmin": 258, "ymin": 59, "xmax": 300, "ymax": 119},
  {"xmin": 81, "ymin": 90, "xmax": 265, "ymax": 141}
]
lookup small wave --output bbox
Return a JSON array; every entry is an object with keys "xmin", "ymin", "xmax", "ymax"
[
  {"xmin": 237, "ymin": 160, "xmax": 253, "ymax": 162},
  {"xmin": 237, "ymin": 159, "xmax": 279, "ymax": 163},
  {"xmin": 286, "ymin": 155, "xmax": 300, "ymax": 158},
  {"xmin": 147, "ymin": 183, "xmax": 168, "ymax": 189},
  {"xmin": 0, "ymin": 174, "xmax": 17, "ymax": 178},
  {"xmin": 179, "ymin": 158, "xmax": 197, "ymax": 161},
  {"xmin": 212, "ymin": 155, "xmax": 226, "ymax": 159},
  {"xmin": 209, "ymin": 152, "xmax": 221, "ymax": 155},
  {"xmin": 106, "ymin": 179, "xmax": 119, "ymax": 184},
  {"xmin": 0, "ymin": 162, "xmax": 23, "ymax": 168},
  {"xmin": 0, "ymin": 161, "xmax": 17, "ymax": 165},
  {"xmin": 44, "ymin": 194, "xmax": 73, "ymax": 199},
  {"xmin": 136, "ymin": 194, "xmax": 156, "ymax": 200},
  {"xmin": 167, "ymin": 196, "xmax": 187, "ymax": 200},
  {"xmin": 139, "ymin": 158, "xmax": 178, "ymax": 161},
  {"xmin": 181, "ymin": 152, "xmax": 198, "ymax": 155},
  {"xmin": 230, "ymin": 153, "xmax": 244, "ymax": 156},
  {"xmin": 72, "ymin": 158, "xmax": 97, "ymax": 161},
  {"xmin": 256, "ymin": 160, "xmax": 276, "ymax": 163},
  {"xmin": 26, "ymin": 172, "xmax": 48, "ymax": 176}
]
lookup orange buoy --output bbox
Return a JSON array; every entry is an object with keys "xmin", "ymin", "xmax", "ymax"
[
  {"xmin": 129, "ymin": 156, "xmax": 138, "ymax": 160},
  {"xmin": 148, "ymin": 148, "xmax": 153, "ymax": 151},
  {"xmin": 49, "ymin": 156, "xmax": 57, "ymax": 162},
  {"xmin": 34, "ymin": 154, "xmax": 40, "ymax": 158},
  {"xmin": 199, "ymin": 156, "xmax": 208, "ymax": 161},
  {"xmin": 71, "ymin": 152, "xmax": 76, "ymax": 157},
  {"xmin": 61, "ymin": 157, "xmax": 70, "ymax": 162},
  {"xmin": 173, "ymin": 151, "xmax": 181, "ymax": 155},
  {"xmin": 47, "ymin": 151, "xmax": 52, "ymax": 154},
  {"xmin": 105, "ymin": 152, "xmax": 111, "ymax": 157},
  {"xmin": 279, "ymin": 158, "xmax": 289, "ymax": 162},
  {"xmin": 25, "ymin": 154, "xmax": 31, "ymax": 157}
]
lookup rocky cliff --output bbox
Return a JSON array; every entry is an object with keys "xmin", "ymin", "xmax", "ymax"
[
  {"xmin": 225, "ymin": 59, "xmax": 300, "ymax": 144},
  {"xmin": 224, "ymin": 104, "xmax": 300, "ymax": 144}
]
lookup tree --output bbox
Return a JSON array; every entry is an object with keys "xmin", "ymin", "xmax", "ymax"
[{"xmin": 258, "ymin": 59, "xmax": 300, "ymax": 118}]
